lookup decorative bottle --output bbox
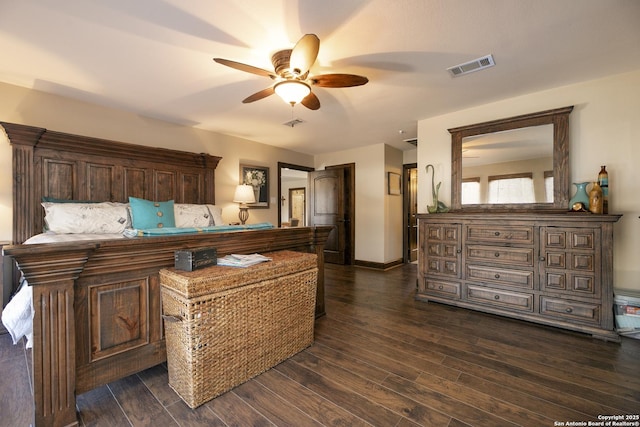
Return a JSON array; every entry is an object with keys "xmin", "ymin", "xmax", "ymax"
[
  {"xmin": 598, "ymin": 166, "xmax": 609, "ymax": 214},
  {"xmin": 588, "ymin": 182, "xmax": 603, "ymax": 214}
]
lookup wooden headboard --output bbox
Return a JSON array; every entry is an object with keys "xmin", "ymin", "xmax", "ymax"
[{"xmin": 1, "ymin": 122, "xmax": 222, "ymax": 244}]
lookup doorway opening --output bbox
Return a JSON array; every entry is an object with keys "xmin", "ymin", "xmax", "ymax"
[
  {"xmin": 288, "ymin": 187, "xmax": 306, "ymax": 226},
  {"xmin": 277, "ymin": 162, "xmax": 314, "ymax": 227}
]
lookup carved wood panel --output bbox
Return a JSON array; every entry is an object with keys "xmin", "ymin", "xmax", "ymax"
[
  {"xmin": 153, "ymin": 170, "xmax": 177, "ymax": 202},
  {"xmin": 123, "ymin": 167, "xmax": 147, "ymax": 200},
  {"xmin": 180, "ymin": 172, "xmax": 203, "ymax": 203},
  {"xmin": 89, "ymin": 278, "xmax": 150, "ymax": 362},
  {"xmin": 43, "ymin": 159, "xmax": 76, "ymax": 200},
  {"xmin": 87, "ymin": 163, "xmax": 116, "ymax": 201}
]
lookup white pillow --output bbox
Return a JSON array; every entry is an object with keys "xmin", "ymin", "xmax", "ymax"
[
  {"xmin": 42, "ymin": 202, "xmax": 130, "ymax": 234},
  {"xmin": 174, "ymin": 204, "xmax": 215, "ymax": 228},
  {"xmin": 206, "ymin": 204, "xmax": 224, "ymax": 226}
]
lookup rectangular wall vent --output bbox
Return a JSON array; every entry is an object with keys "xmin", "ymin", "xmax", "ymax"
[
  {"xmin": 447, "ymin": 54, "xmax": 495, "ymax": 77},
  {"xmin": 403, "ymin": 138, "xmax": 417, "ymax": 146}
]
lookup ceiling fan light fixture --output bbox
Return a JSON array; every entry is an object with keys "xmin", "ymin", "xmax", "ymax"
[{"xmin": 274, "ymin": 80, "xmax": 310, "ymax": 105}]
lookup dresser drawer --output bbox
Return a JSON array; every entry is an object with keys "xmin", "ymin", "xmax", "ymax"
[
  {"xmin": 540, "ymin": 297, "xmax": 600, "ymax": 325},
  {"xmin": 466, "ymin": 285, "xmax": 534, "ymax": 312},
  {"xmin": 423, "ymin": 279, "xmax": 461, "ymax": 299},
  {"xmin": 466, "ymin": 225, "xmax": 534, "ymax": 244},
  {"xmin": 467, "ymin": 264, "xmax": 533, "ymax": 289},
  {"xmin": 467, "ymin": 245, "xmax": 534, "ymax": 267}
]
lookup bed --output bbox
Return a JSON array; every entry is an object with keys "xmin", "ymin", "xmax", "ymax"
[{"xmin": 1, "ymin": 122, "xmax": 331, "ymax": 427}]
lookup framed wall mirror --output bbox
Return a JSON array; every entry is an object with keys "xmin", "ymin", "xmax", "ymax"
[{"xmin": 449, "ymin": 106, "xmax": 573, "ymax": 211}]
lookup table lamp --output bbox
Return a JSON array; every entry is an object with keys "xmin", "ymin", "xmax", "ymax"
[{"xmin": 233, "ymin": 184, "xmax": 256, "ymax": 224}]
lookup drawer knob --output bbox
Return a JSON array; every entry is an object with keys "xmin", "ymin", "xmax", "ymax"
[
  {"xmin": 494, "ymin": 231, "xmax": 500, "ymax": 236},
  {"xmin": 494, "ymin": 295, "xmax": 500, "ymax": 300},
  {"xmin": 495, "ymin": 274, "xmax": 500, "ymax": 279},
  {"xmin": 494, "ymin": 252, "xmax": 500, "ymax": 257},
  {"xmin": 438, "ymin": 285, "xmax": 444, "ymax": 290},
  {"xmin": 565, "ymin": 307, "xmax": 573, "ymax": 313},
  {"xmin": 539, "ymin": 256, "xmax": 546, "ymax": 261}
]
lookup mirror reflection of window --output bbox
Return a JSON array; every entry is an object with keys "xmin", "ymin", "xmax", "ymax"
[
  {"xmin": 461, "ymin": 124, "xmax": 553, "ymax": 205},
  {"xmin": 462, "ymin": 177, "xmax": 481, "ymax": 204},
  {"xmin": 488, "ymin": 173, "xmax": 535, "ymax": 204},
  {"xmin": 544, "ymin": 170, "xmax": 554, "ymax": 203}
]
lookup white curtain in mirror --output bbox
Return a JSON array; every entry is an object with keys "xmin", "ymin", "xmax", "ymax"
[
  {"xmin": 544, "ymin": 175, "xmax": 554, "ymax": 203},
  {"xmin": 462, "ymin": 181, "xmax": 481, "ymax": 204},
  {"xmin": 488, "ymin": 177, "xmax": 535, "ymax": 204}
]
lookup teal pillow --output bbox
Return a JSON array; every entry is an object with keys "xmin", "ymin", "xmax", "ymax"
[{"xmin": 129, "ymin": 197, "xmax": 176, "ymax": 229}]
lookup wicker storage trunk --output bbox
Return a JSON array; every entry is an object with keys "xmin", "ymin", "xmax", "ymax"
[{"xmin": 159, "ymin": 250, "xmax": 318, "ymax": 408}]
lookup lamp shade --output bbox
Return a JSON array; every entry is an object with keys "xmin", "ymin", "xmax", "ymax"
[
  {"xmin": 233, "ymin": 184, "xmax": 256, "ymax": 204},
  {"xmin": 274, "ymin": 80, "xmax": 311, "ymax": 105}
]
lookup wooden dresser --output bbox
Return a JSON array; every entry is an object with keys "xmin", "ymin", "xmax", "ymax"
[{"xmin": 416, "ymin": 212, "xmax": 621, "ymax": 341}]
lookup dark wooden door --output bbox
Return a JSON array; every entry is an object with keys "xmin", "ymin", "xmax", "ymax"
[
  {"xmin": 309, "ymin": 169, "xmax": 347, "ymax": 264},
  {"xmin": 404, "ymin": 164, "xmax": 418, "ymax": 262}
]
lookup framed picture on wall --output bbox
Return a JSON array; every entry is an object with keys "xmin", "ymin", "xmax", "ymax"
[
  {"xmin": 388, "ymin": 172, "xmax": 402, "ymax": 195},
  {"xmin": 240, "ymin": 164, "xmax": 270, "ymax": 208}
]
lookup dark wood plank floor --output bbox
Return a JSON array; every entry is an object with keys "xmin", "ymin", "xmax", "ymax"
[{"xmin": 2, "ymin": 263, "xmax": 639, "ymax": 426}]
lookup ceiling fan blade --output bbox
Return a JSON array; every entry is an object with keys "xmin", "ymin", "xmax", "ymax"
[
  {"xmin": 213, "ymin": 58, "xmax": 276, "ymax": 79},
  {"xmin": 289, "ymin": 34, "xmax": 320, "ymax": 77},
  {"xmin": 310, "ymin": 73, "xmax": 369, "ymax": 88},
  {"xmin": 301, "ymin": 91, "xmax": 320, "ymax": 110},
  {"xmin": 242, "ymin": 87, "xmax": 275, "ymax": 103}
]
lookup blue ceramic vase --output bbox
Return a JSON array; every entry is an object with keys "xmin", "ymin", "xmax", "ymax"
[{"xmin": 569, "ymin": 182, "xmax": 590, "ymax": 210}]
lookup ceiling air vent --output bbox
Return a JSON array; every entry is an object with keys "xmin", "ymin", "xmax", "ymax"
[
  {"xmin": 283, "ymin": 118, "xmax": 304, "ymax": 128},
  {"xmin": 447, "ymin": 54, "xmax": 495, "ymax": 77},
  {"xmin": 404, "ymin": 138, "xmax": 417, "ymax": 146}
]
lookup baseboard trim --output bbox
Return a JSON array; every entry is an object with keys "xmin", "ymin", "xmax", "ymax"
[{"xmin": 354, "ymin": 259, "xmax": 404, "ymax": 271}]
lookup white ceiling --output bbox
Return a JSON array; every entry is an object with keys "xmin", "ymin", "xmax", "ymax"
[{"xmin": 1, "ymin": 0, "xmax": 639, "ymax": 155}]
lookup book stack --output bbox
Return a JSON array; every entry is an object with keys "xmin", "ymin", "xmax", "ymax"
[{"xmin": 216, "ymin": 253, "xmax": 272, "ymax": 268}]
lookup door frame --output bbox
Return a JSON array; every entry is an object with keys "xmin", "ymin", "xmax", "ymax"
[{"xmin": 277, "ymin": 162, "xmax": 314, "ymax": 228}]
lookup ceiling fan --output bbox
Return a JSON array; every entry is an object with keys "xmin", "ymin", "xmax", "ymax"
[{"xmin": 214, "ymin": 34, "xmax": 368, "ymax": 110}]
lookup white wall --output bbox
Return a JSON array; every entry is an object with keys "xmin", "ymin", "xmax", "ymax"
[
  {"xmin": 315, "ymin": 143, "xmax": 404, "ymax": 264},
  {"xmin": 384, "ymin": 144, "xmax": 404, "ymax": 264},
  {"xmin": 0, "ymin": 82, "xmax": 314, "ymax": 240},
  {"xmin": 417, "ymin": 70, "xmax": 640, "ymax": 291},
  {"xmin": 403, "ymin": 148, "xmax": 417, "ymax": 165}
]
